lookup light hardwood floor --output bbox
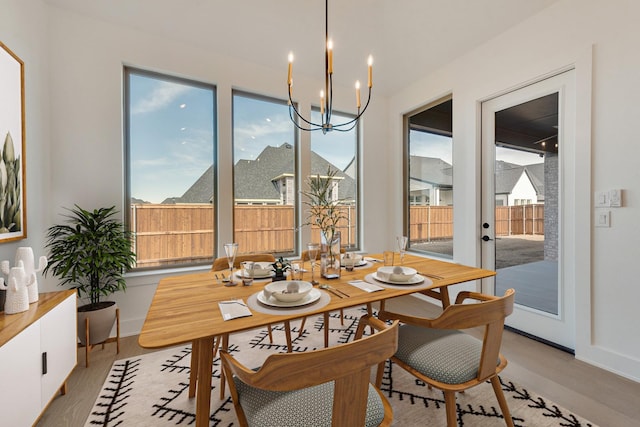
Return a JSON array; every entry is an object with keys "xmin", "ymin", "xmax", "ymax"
[{"xmin": 37, "ymin": 296, "xmax": 640, "ymax": 427}]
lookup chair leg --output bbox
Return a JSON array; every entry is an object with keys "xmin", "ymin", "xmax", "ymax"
[
  {"xmin": 298, "ymin": 317, "xmax": 307, "ymax": 337},
  {"xmin": 490, "ymin": 376, "xmax": 515, "ymax": 427},
  {"xmin": 375, "ymin": 361, "xmax": 385, "ymax": 388},
  {"xmin": 284, "ymin": 320, "xmax": 293, "ymax": 352},
  {"xmin": 443, "ymin": 390, "xmax": 457, "ymax": 427},
  {"xmin": 189, "ymin": 340, "xmax": 200, "ymax": 398},
  {"xmin": 323, "ymin": 312, "xmax": 330, "ymax": 347},
  {"xmin": 340, "ymin": 309, "xmax": 344, "ymax": 325},
  {"xmin": 267, "ymin": 324, "xmax": 274, "ymax": 343}
]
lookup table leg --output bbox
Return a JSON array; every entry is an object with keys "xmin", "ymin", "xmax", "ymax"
[
  {"xmin": 195, "ymin": 336, "xmax": 214, "ymax": 427},
  {"xmin": 324, "ymin": 312, "xmax": 329, "ymax": 347},
  {"xmin": 219, "ymin": 334, "xmax": 229, "ymax": 400}
]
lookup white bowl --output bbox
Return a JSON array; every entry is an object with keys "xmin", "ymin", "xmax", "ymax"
[
  {"xmin": 264, "ymin": 280, "xmax": 313, "ymax": 302},
  {"xmin": 251, "ymin": 262, "xmax": 273, "ymax": 277},
  {"xmin": 341, "ymin": 253, "xmax": 363, "ymax": 266},
  {"xmin": 376, "ymin": 266, "xmax": 417, "ymax": 282}
]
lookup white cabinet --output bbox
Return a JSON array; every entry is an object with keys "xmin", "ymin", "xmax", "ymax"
[
  {"xmin": 0, "ymin": 291, "xmax": 77, "ymax": 427},
  {"xmin": 0, "ymin": 321, "xmax": 42, "ymax": 427},
  {"xmin": 40, "ymin": 294, "xmax": 77, "ymax": 407}
]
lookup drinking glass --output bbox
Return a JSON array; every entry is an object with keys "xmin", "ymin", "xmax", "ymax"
[
  {"xmin": 307, "ymin": 243, "xmax": 320, "ymax": 285},
  {"xmin": 396, "ymin": 236, "xmax": 408, "ymax": 265},
  {"xmin": 224, "ymin": 243, "xmax": 238, "ymax": 283},
  {"xmin": 241, "ymin": 261, "xmax": 254, "ymax": 286}
]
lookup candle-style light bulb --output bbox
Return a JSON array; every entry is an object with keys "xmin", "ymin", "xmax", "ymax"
[
  {"xmin": 327, "ymin": 40, "xmax": 333, "ymax": 74},
  {"xmin": 367, "ymin": 55, "xmax": 373, "ymax": 88},
  {"xmin": 288, "ymin": 52, "xmax": 294, "ymax": 86},
  {"xmin": 320, "ymin": 90, "xmax": 325, "ymax": 116},
  {"xmin": 355, "ymin": 81, "xmax": 361, "ymax": 109}
]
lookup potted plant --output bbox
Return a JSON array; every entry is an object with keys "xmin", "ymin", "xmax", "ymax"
[
  {"xmin": 301, "ymin": 167, "xmax": 347, "ymax": 277},
  {"xmin": 271, "ymin": 256, "xmax": 291, "ymax": 281},
  {"xmin": 43, "ymin": 205, "xmax": 135, "ymax": 346}
]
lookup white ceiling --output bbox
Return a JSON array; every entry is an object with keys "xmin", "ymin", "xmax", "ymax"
[{"xmin": 42, "ymin": 0, "xmax": 560, "ymax": 96}]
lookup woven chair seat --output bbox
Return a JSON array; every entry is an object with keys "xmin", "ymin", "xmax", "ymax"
[
  {"xmin": 395, "ymin": 324, "xmax": 490, "ymax": 385},
  {"xmin": 234, "ymin": 378, "xmax": 386, "ymax": 427}
]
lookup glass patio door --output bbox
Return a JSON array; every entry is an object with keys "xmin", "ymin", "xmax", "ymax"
[{"xmin": 481, "ymin": 71, "xmax": 576, "ymax": 350}]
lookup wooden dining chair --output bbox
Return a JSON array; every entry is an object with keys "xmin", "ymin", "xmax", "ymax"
[
  {"xmin": 191, "ymin": 253, "xmax": 297, "ymax": 399},
  {"xmin": 220, "ymin": 315, "xmax": 399, "ymax": 427},
  {"xmin": 376, "ymin": 288, "xmax": 516, "ymax": 427},
  {"xmin": 211, "ymin": 253, "xmax": 277, "ymax": 271}
]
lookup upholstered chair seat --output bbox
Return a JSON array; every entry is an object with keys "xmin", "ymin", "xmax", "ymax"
[{"xmin": 234, "ymin": 379, "xmax": 386, "ymax": 427}]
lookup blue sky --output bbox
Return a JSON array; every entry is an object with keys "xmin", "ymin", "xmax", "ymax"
[{"xmin": 129, "ymin": 74, "xmax": 356, "ymax": 203}]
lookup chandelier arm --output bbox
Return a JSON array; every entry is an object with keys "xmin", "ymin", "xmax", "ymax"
[
  {"xmin": 289, "ymin": 106, "xmax": 323, "ymax": 131},
  {"xmin": 330, "ymin": 86, "xmax": 372, "ymax": 129},
  {"xmin": 288, "ymin": 87, "xmax": 324, "ymax": 129}
]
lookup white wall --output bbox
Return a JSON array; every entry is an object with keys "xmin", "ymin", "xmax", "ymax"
[
  {"xmin": 389, "ymin": 0, "xmax": 640, "ymax": 381},
  {"xmin": 0, "ymin": 1, "xmax": 51, "ymax": 277}
]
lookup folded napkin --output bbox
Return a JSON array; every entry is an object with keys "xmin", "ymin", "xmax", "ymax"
[
  {"xmin": 218, "ymin": 299, "xmax": 252, "ymax": 321},
  {"xmin": 348, "ymin": 280, "xmax": 385, "ymax": 293},
  {"xmin": 363, "ymin": 256, "xmax": 383, "ymax": 263}
]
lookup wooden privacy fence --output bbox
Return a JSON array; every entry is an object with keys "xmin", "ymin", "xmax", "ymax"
[
  {"xmin": 408, "ymin": 204, "xmax": 545, "ymax": 242},
  {"xmin": 131, "ymin": 204, "xmax": 356, "ymax": 268},
  {"xmin": 495, "ymin": 204, "xmax": 545, "ymax": 236},
  {"xmin": 131, "ymin": 203, "xmax": 542, "ymax": 268}
]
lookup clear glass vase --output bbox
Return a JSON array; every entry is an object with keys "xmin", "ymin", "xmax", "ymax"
[{"xmin": 322, "ymin": 231, "xmax": 341, "ymax": 278}]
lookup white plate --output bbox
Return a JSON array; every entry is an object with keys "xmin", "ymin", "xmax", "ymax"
[
  {"xmin": 342, "ymin": 259, "xmax": 368, "ymax": 268},
  {"xmin": 257, "ymin": 288, "xmax": 322, "ymax": 308},
  {"xmin": 372, "ymin": 272, "xmax": 425, "ymax": 285},
  {"xmin": 236, "ymin": 269, "xmax": 274, "ymax": 279}
]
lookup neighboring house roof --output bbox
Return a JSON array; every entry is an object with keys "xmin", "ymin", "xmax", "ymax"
[
  {"xmin": 495, "ymin": 160, "xmax": 545, "ymax": 198},
  {"xmin": 495, "ymin": 165, "xmax": 526, "ymax": 195},
  {"xmin": 523, "ymin": 162, "xmax": 544, "ymax": 196},
  {"xmin": 409, "ymin": 156, "xmax": 452, "ymax": 188},
  {"xmin": 170, "ymin": 143, "xmax": 356, "ymax": 204},
  {"xmin": 177, "ymin": 165, "xmax": 215, "ymax": 203}
]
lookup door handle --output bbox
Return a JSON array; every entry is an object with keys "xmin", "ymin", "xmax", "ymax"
[{"xmin": 481, "ymin": 235, "xmax": 493, "ymax": 242}]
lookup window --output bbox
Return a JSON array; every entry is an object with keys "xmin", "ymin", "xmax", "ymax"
[
  {"xmin": 232, "ymin": 91, "xmax": 297, "ymax": 255},
  {"xmin": 125, "ymin": 68, "xmax": 216, "ymax": 269},
  {"xmin": 405, "ymin": 98, "xmax": 453, "ymax": 258},
  {"xmin": 310, "ymin": 109, "xmax": 359, "ymax": 250}
]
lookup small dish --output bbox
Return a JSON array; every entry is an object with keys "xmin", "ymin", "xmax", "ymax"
[{"xmin": 251, "ymin": 262, "xmax": 275, "ymax": 278}]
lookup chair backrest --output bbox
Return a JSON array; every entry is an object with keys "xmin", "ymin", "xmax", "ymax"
[
  {"xmin": 379, "ymin": 289, "xmax": 514, "ymax": 382},
  {"xmin": 211, "ymin": 253, "xmax": 276, "ymax": 271},
  {"xmin": 221, "ymin": 317, "xmax": 399, "ymax": 427}
]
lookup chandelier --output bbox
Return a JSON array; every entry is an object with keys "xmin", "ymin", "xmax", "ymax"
[{"xmin": 287, "ymin": 0, "xmax": 373, "ymax": 133}]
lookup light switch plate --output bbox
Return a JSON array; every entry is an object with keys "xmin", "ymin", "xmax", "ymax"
[
  {"xmin": 609, "ymin": 189, "xmax": 622, "ymax": 207},
  {"xmin": 595, "ymin": 210, "xmax": 610, "ymax": 227},
  {"xmin": 595, "ymin": 191, "xmax": 609, "ymax": 207}
]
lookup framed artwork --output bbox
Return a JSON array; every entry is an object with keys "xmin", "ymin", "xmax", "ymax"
[{"xmin": 0, "ymin": 41, "xmax": 26, "ymax": 242}]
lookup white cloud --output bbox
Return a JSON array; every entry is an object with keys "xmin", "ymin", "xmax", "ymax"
[{"xmin": 132, "ymin": 82, "xmax": 190, "ymax": 115}]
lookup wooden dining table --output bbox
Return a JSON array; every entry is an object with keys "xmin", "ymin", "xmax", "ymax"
[{"xmin": 138, "ymin": 253, "xmax": 495, "ymax": 427}]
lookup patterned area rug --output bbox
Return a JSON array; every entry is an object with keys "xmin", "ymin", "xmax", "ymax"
[{"xmin": 86, "ymin": 307, "xmax": 596, "ymax": 426}]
